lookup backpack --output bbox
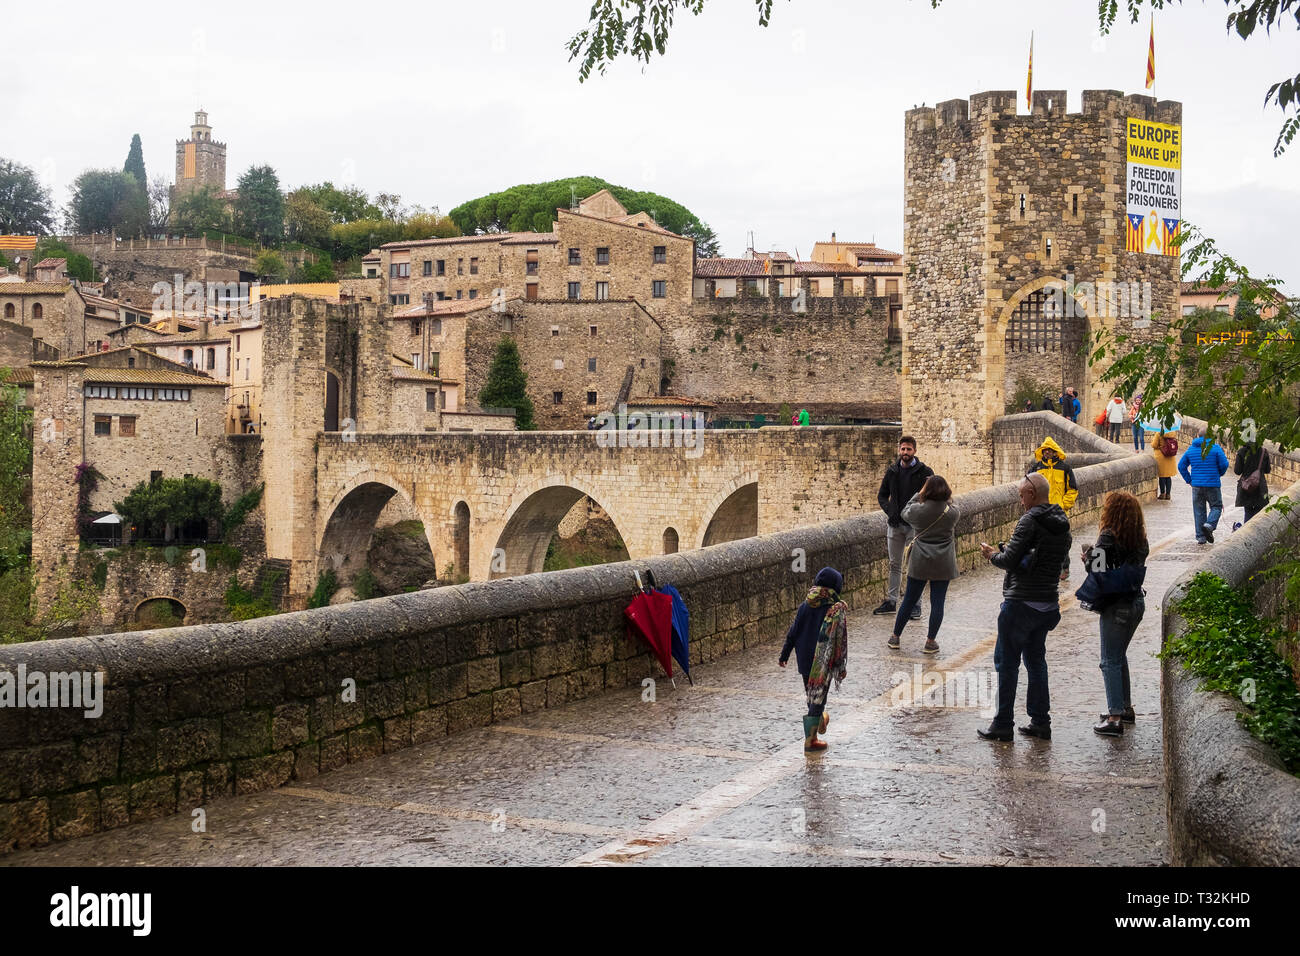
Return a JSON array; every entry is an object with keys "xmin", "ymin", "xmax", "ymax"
[{"xmin": 1160, "ymin": 436, "xmax": 1178, "ymax": 458}]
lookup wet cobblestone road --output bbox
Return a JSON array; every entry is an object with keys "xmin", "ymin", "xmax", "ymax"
[{"xmin": 6, "ymin": 469, "xmax": 1215, "ymax": 866}]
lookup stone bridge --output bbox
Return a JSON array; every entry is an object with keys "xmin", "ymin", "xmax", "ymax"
[{"xmin": 293, "ymin": 426, "xmax": 899, "ymax": 599}]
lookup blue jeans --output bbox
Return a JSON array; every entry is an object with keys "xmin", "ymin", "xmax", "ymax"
[
  {"xmin": 1191, "ymin": 485, "xmax": 1223, "ymax": 541},
  {"xmin": 893, "ymin": 576, "xmax": 950, "ymax": 641},
  {"xmin": 992, "ymin": 600, "xmax": 1061, "ymax": 729},
  {"xmin": 1132, "ymin": 423, "xmax": 1145, "ymax": 450},
  {"xmin": 1099, "ymin": 595, "xmax": 1145, "ymax": 715}
]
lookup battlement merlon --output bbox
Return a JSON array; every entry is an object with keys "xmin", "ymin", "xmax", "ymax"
[
  {"xmin": 907, "ymin": 89, "xmax": 1182, "ymax": 134},
  {"xmin": 174, "ymin": 138, "xmax": 229, "ymax": 148}
]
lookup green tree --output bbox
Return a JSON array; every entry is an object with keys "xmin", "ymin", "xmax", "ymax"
[
  {"xmin": 123, "ymin": 134, "xmax": 147, "ymax": 190},
  {"xmin": 0, "ymin": 158, "xmax": 55, "ymax": 234},
  {"xmin": 478, "ymin": 337, "xmax": 535, "ymax": 430},
  {"xmin": 33, "ymin": 240, "xmax": 96, "ymax": 281},
  {"xmin": 296, "ymin": 182, "xmax": 381, "ymax": 223},
  {"xmin": 569, "ymin": 0, "xmax": 1300, "ymax": 154},
  {"xmin": 0, "ymin": 377, "xmax": 32, "ymax": 576},
  {"xmin": 114, "ymin": 476, "xmax": 225, "ymax": 541},
  {"xmin": 255, "ymin": 249, "xmax": 287, "ymax": 279},
  {"xmin": 448, "ymin": 176, "xmax": 717, "ymax": 248},
  {"xmin": 402, "ymin": 212, "xmax": 461, "ymax": 241},
  {"xmin": 328, "ymin": 218, "xmax": 404, "ymax": 260},
  {"xmin": 284, "ymin": 190, "xmax": 333, "ymax": 247},
  {"xmin": 147, "ymin": 175, "xmax": 171, "ymax": 235},
  {"xmin": 172, "ymin": 185, "xmax": 229, "ymax": 234},
  {"xmin": 234, "ymin": 165, "xmax": 284, "ymax": 245},
  {"xmin": 68, "ymin": 169, "xmax": 149, "ymax": 236},
  {"xmin": 300, "ymin": 255, "xmax": 335, "ymax": 282}
]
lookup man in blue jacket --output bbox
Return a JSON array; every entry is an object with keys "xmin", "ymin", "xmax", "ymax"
[{"xmin": 1178, "ymin": 435, "xmax": 1230, "ymax": 543}]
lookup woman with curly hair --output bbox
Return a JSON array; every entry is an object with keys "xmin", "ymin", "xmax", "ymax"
[{"xmin": 1080, "ymin": 491, "xmax": 1149, "ymax": 736}]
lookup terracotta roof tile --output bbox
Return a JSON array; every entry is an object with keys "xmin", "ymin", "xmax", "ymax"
[
  {"xmin": 0, "ymin": 367, "xmax": 34, "ymax": 386},
  {"xmin": 0, "ymin": 282, "xmax": 72, "ymax": 294},
  {"xmin": 498, "ymin": 232, "xmax": 559, "ymax": 245},
  {"xmin": 35, "ymin": 257, "xmax": 67, "ymax": 269},
  {"xmin": 395, "ymin": 299, "xmax": 494, "ymax": 318},
  {"xmin": 81, "ymin": 367, "xmax": 224, "ymax": 387},
  {"xmin": 693, "ymin": 258, "xmax": 767, "ymax": 278},
  {"xmin": 381, "ymin": 233, "xmax": 507, "ymax": 250}
]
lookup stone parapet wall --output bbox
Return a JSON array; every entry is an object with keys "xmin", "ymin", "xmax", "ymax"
[
  {"xmin": 1161, "ymin": 475, "xmax": 1300, "ymax": 865},
  {"xmin": 0, "ymin": 448, "xmax": 1156, "ymax": 852},
  {"xmin": 992, "ymin": 410, "xmax": 1134, "ymax": 485},
  {"xmin": 1174, "ymin": 417, "xmax": 1300, "ymax": 491}
]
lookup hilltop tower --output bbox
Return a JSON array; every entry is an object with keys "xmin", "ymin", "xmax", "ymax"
[
  {"xmin": 172, "ymin": 109, "xmax": 227, "ymax": 200},
  {"xmin": 902, "ymin": 89, "xmax": 1182, "ymax": 490}
]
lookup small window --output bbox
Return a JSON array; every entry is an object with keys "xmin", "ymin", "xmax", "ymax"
[
  {"xmin": 430, "ymin": 352, "xmax": 440, "ymax": 375},
  {"xmin": 431, "ymin": 318, "xmax": 442, "ymax": 335},
  {"xmin": 469, "ymin": 289, "xmax": 478, "ymax": 299},
  {"xmin": 587, "ymin": 357, "xmax": 597, "ymax": 372},
  {"xmin": 553, "ymin": 358, "xmax": 564, "ymax": 370},
  {"xmin": 551, "ymin": 326, "xmax": 560, "ymax": 337},
  {"xmin": 653, "ymin": 246, "xmax": 667, "ymax": 264},
  {"xmin": 423, "ymin": 260, "xmax": 432, "ymax": 276},
  {"xmin": 470, "ymin": 257, "xmax": 479, "ymax": 275},
  {"xmin": 596, "ymin": 247, "xmax": 609, "ymax": 265},
  {"xmin": 411, "ymin": 353, "xmax": 420, "ymax": 368},
  {"xmin": 150, "ymin": 470, "xmax": 163, "ymax": 483},
  {"xmin": 410, "ymin": 320, "xmax": 421, "ymax": 336},
  {"xmin": 1044, "ymin": 238, "xmax": 1053, "ymax": 259},
  {"xmin": 398, "ymin": 262, "xmax": 410, "ymax": 278},
  {"xmin": 1072, "ymin": 193, "xmax": 1079, "ymax": 217},
  {"xmin": 587, "ymin": 391, "xmax": 597, "ymax": 405},
  {"xmin": 456, "ymin": 290, "xmax": 463, "ymax": 300},
  {"xmin": 652, "ymin": 280, "xmax": 666, "ymax": 298},
  {"xmin": 118, "ymin": 416, "xmax": 136, "ymax": 437},
  {"xmin": 236, "ymin": 334, "xmax": 241, "ymax": 349},
  {"xmin": 426, "ymin": 391, "xmax": 438, "ymax": 412},
  {"xmin": 567, "ymin": 282, "xmax": 581, "ymax": 300},
  {"xmin": 589, "ymin": 325, "xmax": 597, "ymax": 337},
  {"xmin": 501, "ymin": 315, "xmax": 514, "ymax": 332},
  {"xmin": 93, "ymin": 415, "xmax": 111, "ymax": 436},
  {"xmin": 436, "ymin": 291, "xmax": 446, "ymax": 301},
  {"xmin": 553, "ymin": 391, "xmax": 563, "ymax": 404},
  {"xmin": 436, "ymin": 260, "xmax": 446, "ymax": 276},
  {"xmin": 127, "ymin": 355, "xmax": 135, "ymax": 368},
  {"xmin": 457, "ymin": 258, "xmax": 464, "ymax": 275},
  {"xmin": 1019, "ymin": 193, "xmax": 1027, "ymax": 218},
  {"xmin": 595, "ymin": 281, "xmax": 609, "ymax": 300},
  {"xmin": 526, "ymin": 250, "xmax": 539, "ymax": 275},
  {"xmin": 1215, "ymin": 304, "xmax": 1231, "ymax": 313},
  {"xmin": 568, "ymin": 248, "xmax": 581, "ymax": 265}
]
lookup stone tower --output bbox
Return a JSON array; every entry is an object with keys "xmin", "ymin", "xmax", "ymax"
[
  {"xmin": 902, "ymin": 89, "xmax": 1182, "ymax": 491},
  {"xmin": 173, "ymin": 109, "xmax": 227, "ymax": 199}
]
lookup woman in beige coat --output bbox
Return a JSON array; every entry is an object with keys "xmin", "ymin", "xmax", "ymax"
[{"xmin": 888, "ymin": 475, "xmax": 960, "ymax": 655}]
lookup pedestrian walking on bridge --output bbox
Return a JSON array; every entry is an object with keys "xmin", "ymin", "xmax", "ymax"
[
  {"xmin": 874, "ymin": 436, "xmax": 934, "ymax": 621},
  {"xmin": 779, "ymin": 567, "xmax": 849, "ymax": 752},
  {"xmin": 1178, "ymin": 435, "xmax": 1229, "ymax": 543},
  {"xmin": 887, "ymin": 475, "xmax": 959, "ymax": 656}
]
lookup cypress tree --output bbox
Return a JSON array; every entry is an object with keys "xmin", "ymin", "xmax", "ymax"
[
  {"xmin": 478, "ymin": 337, "xmax": 535, "ymax": 430},
  {"xmin": 123, "ymin": 134, "xmax": 147, "ymax": 188}
]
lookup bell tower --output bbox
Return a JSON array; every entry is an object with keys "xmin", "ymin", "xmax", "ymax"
[{"xmin": 173, "ymin": 108, "xmax": 227, "ymax": 201}]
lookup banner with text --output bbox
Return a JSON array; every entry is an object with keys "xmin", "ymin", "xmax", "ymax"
[{"xmin": 1125, "ymin": 117, "xmax": 1181, "ymax": 257}]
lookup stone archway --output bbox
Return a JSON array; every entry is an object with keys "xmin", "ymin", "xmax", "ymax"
[
  {"xmin": 995, "ymin": 276, "xmax": 1093, "ymax": 421},
  {"xmin": 452, "ymin": 501, "xmax": 470, "ymax": 583},
  {"xmin": 700, "ymin": 478, "xmax": 759, "ymax": 548},
  {"xmin": 488, "ymin": 482, "xmax": 629, "ymax": 579},
  {"xmin": 133, "ymin": 596, "xmax": 187, "ymax": 628},
  {"xmin": 317, "ymin": 475, "xmax": 432, "ymax": 587}
]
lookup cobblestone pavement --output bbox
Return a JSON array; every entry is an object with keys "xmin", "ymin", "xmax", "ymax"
[{"xmin": 6, "ymin": 462, "xmax": 1223, "ymax": 867}]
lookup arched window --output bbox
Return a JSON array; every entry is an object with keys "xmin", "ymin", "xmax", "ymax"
[
  {"xmin": 3, "ymin": 303, "xmax": 13, "ymax": 319},
  {"xmin": 663, "ymin": 527, "xmax": 679, "ymax": 554},
  {"xmin": 31, "ymin": 303, "xmax": 42, "ymax": 321},
  {"xmin": 183, "ymin": 348, "xmax": 194, "ymax": 366}
]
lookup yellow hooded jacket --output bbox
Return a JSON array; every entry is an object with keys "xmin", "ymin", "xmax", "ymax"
[{"xmin": 1031, "ymin": 437, "xmax": 1079, "ymax": 512}]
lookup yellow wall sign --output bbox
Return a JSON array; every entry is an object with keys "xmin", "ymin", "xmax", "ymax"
[
  {"xmin": 184, "ymin": 143, "xmax": 196, "ymax": 180},
  {"xmin": 1125, "ymin": 117, "xmax": 1181, "ymax": 257}
]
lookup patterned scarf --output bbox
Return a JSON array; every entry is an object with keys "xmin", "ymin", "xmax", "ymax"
[{"xmin": 804, "ymin": 586, "xmax": 848, "ymax": 709}]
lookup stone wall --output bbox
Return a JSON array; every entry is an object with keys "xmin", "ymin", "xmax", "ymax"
[
  {"xmin": 1174, "ymin": 416, "xmax": 1300, "ymax": 492},
  {"xmin": 1161, "ymin": 474, "xmax": 1300, "ymax": 865},
  {"xmin": 0, "ymin": 288, "xmax": 85, "ymax": 357},
  {"xmin": 0, "ymin": 447, "xmax": 1157, "ymax": 852},
  {"xmin": 672, "ymin": 293, "xmax": 900, "ymax": 420},
  {"xmin": 56, "ymin": 238, "xmax": 257, "ymax": 313},
  {"xmin": 991, "ymin": 410, "xmax": 1134, "ymax": 485}
]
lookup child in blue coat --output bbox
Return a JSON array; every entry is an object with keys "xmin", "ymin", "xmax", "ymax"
[{"xmin": 779, "ymin": 567, "xmax": 849, "ymax": 751}]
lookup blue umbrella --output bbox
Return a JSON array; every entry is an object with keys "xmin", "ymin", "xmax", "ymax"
[{"xmin": 658, "ymin": 583, "xmax": 693, "ymax": 684}]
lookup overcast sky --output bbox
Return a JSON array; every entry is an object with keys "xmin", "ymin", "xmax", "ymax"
[{"xmin": 5, "ymin": 0, "xmax": 1296, "ymax": 290}]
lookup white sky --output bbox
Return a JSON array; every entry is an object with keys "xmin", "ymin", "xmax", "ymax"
[{"xmin": 4, "ymin": 0, "xmax": 1297, "ymax": 290}]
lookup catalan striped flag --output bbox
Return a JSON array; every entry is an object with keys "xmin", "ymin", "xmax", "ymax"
[
  {"xmin": 1026, "ymin": 32, "xmax": 1034, "ymax": 110},
  {"xmin": 1145, "ymin": 15, "xmax": 1155, "ymax": 90},
  {"xmin": 0, "ymin": 236, "xmax": 38, "ymax": 251}
]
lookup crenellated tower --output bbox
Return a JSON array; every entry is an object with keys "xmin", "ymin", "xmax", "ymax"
[{"xmin": 172, "ymin": 109, "xmax": 227, "ymax": 200}]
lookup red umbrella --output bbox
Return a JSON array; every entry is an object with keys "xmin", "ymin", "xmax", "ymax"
[{"xmin": 624, "ymin": 590, "xmax": 675, "ymax": 678}]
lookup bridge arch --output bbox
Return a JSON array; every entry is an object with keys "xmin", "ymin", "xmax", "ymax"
[
  {"xmin": 699, "ymin": 472, "xmax": 759, "ymax": 549},
  {"xmin": 317, "ymin": 470, "xmax": 433, "ymax": 585},
  {"xmin": 486, "ymin": 476, "xmax": 632, "ymax": 580},
  {"xmin": 133, "ymin": 596, "xmax": 188, "ymax": 627}
]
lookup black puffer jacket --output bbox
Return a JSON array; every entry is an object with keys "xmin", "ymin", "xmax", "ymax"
[{"xmin": 990, "ymin": 503, "xmax": 1072, "ymax": 602}]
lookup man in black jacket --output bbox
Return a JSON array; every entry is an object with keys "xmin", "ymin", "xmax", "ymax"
[
  {"xmin": 874, "ymin": 436, "xmax": 934, "ymax": 620},
  {"xmin": 976, "ymin": 473, "xmax": 1071, "ymax": 741}
]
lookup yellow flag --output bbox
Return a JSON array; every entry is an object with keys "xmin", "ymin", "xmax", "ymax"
[
  {"xmin": 1026, "ymin": 32, "xmax": 1034, "ymax": 110},
  {"xmin": 1145, "ymin": 16, "xmax": 1155, "ymax": 90}
]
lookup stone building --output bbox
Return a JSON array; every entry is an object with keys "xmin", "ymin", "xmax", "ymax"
[
  {"xmin": 377, "ymin": 189, "xmax": 694, "ymax": 324},
  {"xmin": 0, "ymin": 282, "xmax": 119, "ymax": 357},
  {"xmin": 172, "ymin": 110, "xmax": 228, "ymax": 202},
  {"xmin": 903, "ymin": 89, "xmax": 1181, "ymax": 491},
  {"xmin": 33, "ymin": 258, "xmax": 68, "ymax": 283}
]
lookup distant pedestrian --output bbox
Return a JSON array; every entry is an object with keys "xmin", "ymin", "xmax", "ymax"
[
  {"xmin": 779, "ymin": 566, "xmax": 848, "ymax": 752},
  {"xmin": 1041, "ymin": 396, "xmax": 1055, "ymax": 412},
  {"xmin": 1023, "ymin": 399, "xmax": 1034, "ymax": 413},
  {"xmin": 1129, "ymin": 394, "xmax": 1146, "ymax": 451},
  {"xmin": 1234, "ymin": 441, "xmax": 1272, "ymax": 523},
  {"xmin": 791, "ymin": 411, "xmax": 800, "ymax": 426},
  {"xmin": 1058, "ymin": 388, "xmax": 1072, "ymax": 418},
  {"xmin": 1070, "ymin": 388, "xmax": 1081, "ymax": 424},
  {"xmin": 888, "ymin": 475, "xmax": 959, "ymax": 655},
  {"xmin": 1028, "ymin": 437, "xmax": 1077, "ymax": 581},
  {"xmin": 874, "ymin": 436, "xmax": 934, "ymax": 620},
  {"xmin": 798, "ymin": 408, "xmax": 811, "ymax": 427},
  {"xmin": 977, "ymin": 473, "xmax": 1071, "ymax": 742},
  {"xmin": 1094, "ymin": 408, "xmax": 1108, "ymax": 437},
  {"xmin": 1080, "ymin": 491, "xmax": 1149, "ymax": 736},
  {"xmin": 1178, "ymin": 434, "xmax": 1230, "ymax": 543},
  {"xmin": 1106, "ymin": 396, "xmax": 1127, "ymax": 443},
  {"xmin": 1152, "ymin": 429, "xmax": 1178, "ymax": 499}
]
